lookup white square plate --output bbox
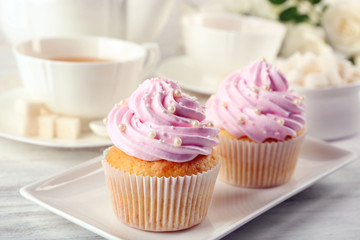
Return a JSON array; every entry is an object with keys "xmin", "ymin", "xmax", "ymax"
[{"xmin": 20, "ymin": 138, "xmax": 357, "ymax": 240}]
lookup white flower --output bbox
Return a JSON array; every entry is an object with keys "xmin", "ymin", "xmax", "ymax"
[
  {"xmin": 222, "ymin": 0, "xmax": 278, "ymax": 20},
  {"xmin": 222, "ymin": 0, "xmax": 252, "ymax": 14},
  {"xmin": 322, "ymin": 0, "xmax": 360, "ymax": 57},
  {"xmin": 322, "ymin": 0, "xmax": 340, "ymax": 6},
  {"xmin": 276, "ymin": 52, "xmax": 360, "ymax": 88},
  {"xmin": 249, "ymin": 0, "xmax": 278, "ymax": 20},
  {"xmin": 280, "ymin": 24, "xmax": 332, "ymax": 58}
]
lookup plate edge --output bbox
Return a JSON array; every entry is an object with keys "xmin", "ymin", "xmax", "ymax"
[
  {"xmin": 19, "ymin": 139, "xmax": 359, "ymax": 240},
  {"xmin": 211, "ymin": 149, "xmax": 358, "ymax": 240}
]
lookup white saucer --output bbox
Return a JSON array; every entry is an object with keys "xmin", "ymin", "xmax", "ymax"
[
  {"xmin": 157, "ymin": 56, "xmax": 220, "ymax": 95},
  {"xmin": 0, "ymin": 88, "xmax": 112, "ymax": 148},
  {"xmin": 20, "ymin": 138, "xmax": 356, "ymax": 240}
]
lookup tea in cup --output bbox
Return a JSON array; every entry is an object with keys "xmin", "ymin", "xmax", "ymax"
[{"xmin": 14, "ymin": 36, "xmax": 160, "ymax": 119}]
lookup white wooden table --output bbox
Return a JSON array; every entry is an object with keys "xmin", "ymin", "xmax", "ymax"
[{"xmin": 1, "ymin": 49, "xmax": 360, "ymax": 240}]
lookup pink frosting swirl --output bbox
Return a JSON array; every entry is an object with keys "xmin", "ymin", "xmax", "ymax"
[
  {"xmin": 206, "ymin": 59, "xmax": 305, "ymax": 143},
  {"xmin": 106, "ymin": 78, "xmax": 219, "ymax": 162}
]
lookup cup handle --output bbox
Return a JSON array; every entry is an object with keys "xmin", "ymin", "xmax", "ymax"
[{"xmin": 141, "ymin": 42, "xmax": 161, "ymax": 78}]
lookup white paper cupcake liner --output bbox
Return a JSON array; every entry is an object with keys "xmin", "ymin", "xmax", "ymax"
[
  {"xmin": 217, "ymin": 131, "xmax": 306, "ymax": 188},
  {"xmin": 102, "ymin": 156, "xmax": 221, "ymax": 232}
]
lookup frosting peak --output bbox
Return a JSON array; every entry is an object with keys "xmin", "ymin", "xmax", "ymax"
[
  {"xmin": 106, "ymin": 78, "xmax": 219, "ymax": 162},
  {"xmin": 243, "ymin": 59, "xmax": 289, "ymax": 92},
  {"xmin": 206, "ymin": 59, "xmax": 305, "ymax": 143}
]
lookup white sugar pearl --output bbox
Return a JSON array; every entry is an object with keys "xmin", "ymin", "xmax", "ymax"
[
  {"xmin": 191, "ymin": 120, "xmax": 200, "ymax": 128},
  {"xmin": 174, "ymin": 89, "xmax": 182, "ymax": 98},
  {"xmin": 277, "ymin": 118, "xmax": 285, "ymax": 125},
  {"xmin": 238, "ymin": 117, "xmax": 245, "ymax": 124},
  {"xmin": 221, "ymin": 101, "xmax": 228, "ymax": 108},
  {"xmin": 167, "ymin": 105, "xmax": 176, "ymax": 114},
  {"xmin": 118, "ymin": 123, "xmax": 126, "ymax": 132},
  {"xmin": 174, "ymin": 137, "xmax": 182, "ymax": 147},
  {"xmin": 262, "ymin": 85, "xmax": 270, "ymax": 91},
  {"xmin": 148, "ymin": 130, "xmax": 156, "ymax": 138},
  {"xmin": 103, "ymin": 117, "xmax": 108, "ymax": 125},
  {"xmin": 206, "ymin": 122, "xmax": 214, "ymax": 128}
]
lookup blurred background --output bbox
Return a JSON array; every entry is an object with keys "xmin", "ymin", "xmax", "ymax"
[{"xmin": 1, "ymin": 0, "xmax": 360, "ymax": 141}]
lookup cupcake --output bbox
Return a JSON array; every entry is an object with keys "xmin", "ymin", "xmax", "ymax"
[
  {"xmin": 102, "ymin": 78, "xmax": 220, "ymax": 231},
  {"xmin": 206, "ymin": 59, "xmax": 306, "ymax": 188}
]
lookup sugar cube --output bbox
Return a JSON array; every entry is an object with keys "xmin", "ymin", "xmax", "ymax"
[
  {"xmin": 38, "ymin": 115, "xmax": 57, "ymax": 139},
  {"xmin": 56, "ymin": 117, "xmax": 81, "ymax": 139},
  {"xmin": 17, "ymin": 116, "xmax": 38, "ymax": 136},
  {"xmin": 14, "ymin": 98, "xmax": 43, "ymax": 116}
]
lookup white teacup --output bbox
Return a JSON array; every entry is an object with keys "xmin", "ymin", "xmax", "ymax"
[
  {"xmin": 181, "ymin": 13, "xmax": 286, "ymax": 83},
  {"xmin": 14, "ymin": 36, "xmax": 160, "ymax": 119},
  {"xmin": 1, "ymin": 0, "xmax": 175, "ymax": 45}
]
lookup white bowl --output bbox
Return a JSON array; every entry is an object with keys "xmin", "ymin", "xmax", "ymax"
[{"xmin": 295, "ymin": 83, "xmax": 360, "ymax": 140}]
